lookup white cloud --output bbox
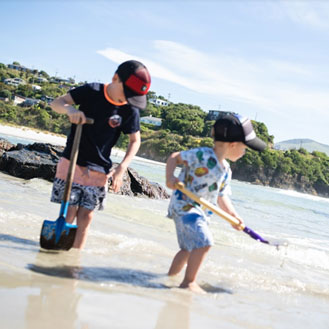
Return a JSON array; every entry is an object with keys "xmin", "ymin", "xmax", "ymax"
[
  {"xmin": 97, "ymin": 40, "xmax": 329, "ymax": 119},
  {"xmin": 279, "ymin": 0, "xmax": 329, "ymax": 30},
  {"xmin": 97, "ymin": 44, "xmax": 267, "ymax": 105}
]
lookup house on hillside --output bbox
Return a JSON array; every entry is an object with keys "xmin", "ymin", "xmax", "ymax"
[
  {"xmin": 40, "ymin": 95, "xmax": 54, "ymax": 103},
  {"xmin": 0, "ymin": 96, "xmax": 9, "ymax": 102},
  {"xmin": 7, "ymin": 64, "xmax": 33, "ymax": 73},
  {"xmin": 205, "ymin": 110, "xmax": 237, "ymax": 121},
  {"xmin": 32, "ymin": 85, "xmax": 42, "ymax": 91},
  {"xmin": 13, "ymin": 95, "xmax": 26, "ymax": 105},
  {"xmin": 4, "ymin": 78, "xmax": 26, "ymax": 87},
  {"xmin": 50, "ymin": 77, "xmax": 75, "ymax": 84},
  {"xmin": 22, "ymin": 97, "xmax": 40, "ymax": 107},
  {"xmin": 140, "ymin": 116, "xmax": 162, "ymax": 126},
  {"xmin": 149, "ymin": 98, "xmax": 169, "ymax": 107},
  {"xmin": 36, "ymin": 77, "xmax": 48, "ymax": 83},
  {"xmin": 13, "ymin": 95, "xmax": 40, "ymax": 107}
]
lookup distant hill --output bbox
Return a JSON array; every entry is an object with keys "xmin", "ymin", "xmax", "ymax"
[{"xmin": 274, "ymin": 139, "xmax": 329, "ymax": 156}]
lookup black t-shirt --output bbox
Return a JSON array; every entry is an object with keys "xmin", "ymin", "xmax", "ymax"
[{"xmin": 62, "ymin": 83, "xmax": 140, "ymax": 174}]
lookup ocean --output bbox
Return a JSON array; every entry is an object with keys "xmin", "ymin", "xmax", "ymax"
[{"xmin": 0, "ymin": 132, "xmax": 328, "ymax": 329}]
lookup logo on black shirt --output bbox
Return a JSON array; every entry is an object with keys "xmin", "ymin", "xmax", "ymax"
[{"xmin": 109, "ymin": 114, "xmax": 122, "ymax": 128}]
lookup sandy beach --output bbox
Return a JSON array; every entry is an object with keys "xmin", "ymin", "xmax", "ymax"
[
  {"xmin": 0, "ymin": 123, "xmax": 164, "ymax": 166},
  {"xmin": 0, "ymin": 123, "xmax": 67, "ymax": 146}
]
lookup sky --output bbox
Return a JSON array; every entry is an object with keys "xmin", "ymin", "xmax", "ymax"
[{"xmin": 1, "ymin": 0, "xmax": 329, "ymax": 145}]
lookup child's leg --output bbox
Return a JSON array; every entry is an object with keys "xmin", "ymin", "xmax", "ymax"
[
  {"xmin": 65, "ymin": 205, "xmax": 78, "ymax": 223},
  {"xmin": 66, "ymin": 182, "xmax": 105, "ymax": 249},
  {"xmin": 180, "ymin": 245, "xmax": 211, "ymax": 291},
  {"xmin": 72, "ymin": 207, "xmax": 94, "ymax": 249},
  {"xmin": 168, "ymin": 249, "xmax": 190, "ymax": 276}
]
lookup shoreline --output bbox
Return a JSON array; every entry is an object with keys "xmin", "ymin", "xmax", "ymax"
[
  {"xmin": 0, "ymin": 122, "xmax": 166, "ymax": 166},
  {"xmin": 0, "ymin": 122, "xmax": 67, "ymax": 146},
  {"xmin": 1, "ymin": 123, "xmax": 326, "ymax": 198}
]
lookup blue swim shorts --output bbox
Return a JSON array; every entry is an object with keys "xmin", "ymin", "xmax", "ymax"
[
  {"xmin": 51, "ymin": 178, "xmax": 106, "ymax": 211},
  {"xmin": 173, "ymin": 212, "xmax": 214, "ymax": 252}
]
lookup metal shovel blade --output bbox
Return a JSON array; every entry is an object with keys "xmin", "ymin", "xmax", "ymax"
[{"xmin": 40, "ymin": 217, "xmax": 77, "ymax": 251}]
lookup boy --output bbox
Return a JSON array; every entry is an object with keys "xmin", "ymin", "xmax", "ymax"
[
  {"xmin": 165, "ymin": 113, "xmax": 266, "ymax": 293},
  {"xmin": 50, "ymin": 60, "xmax": 151, "ymax": 249}
]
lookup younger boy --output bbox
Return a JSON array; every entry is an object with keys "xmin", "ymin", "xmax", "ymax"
[
  {"xmin": 165, "ymin": 113, "xmax": 266, "ymax": 293},
  {"xmin": 50, "ymin": 60, "xmax": 151, "ymax": 249}
]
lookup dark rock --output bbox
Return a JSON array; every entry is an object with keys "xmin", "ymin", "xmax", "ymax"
[
  {"xmin": 0, "ymin": 138, "xmax": 15, "ymax": 156},
  {"xmin": 0, "ymin": 142, "xmax": 170, "ymax": 199},
  {"xmin": 127, "ymin": 167, "xmax": 170, "ymax": 199},
  {"xmin": 107, "ymin": 164, "xmax": 170, "ymax": 199},
  {"xmin": 0, "ymin": 142, "xmax": 63, "ymax": 181}
]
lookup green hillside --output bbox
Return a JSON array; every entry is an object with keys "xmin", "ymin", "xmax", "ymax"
[{"xmin": 275, "ymin": 139, "xmax": 329, "ymax": 156}]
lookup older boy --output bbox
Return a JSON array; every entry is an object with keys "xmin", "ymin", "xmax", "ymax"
[
  {"xmin": 166, "ymin": 113, "xmax": 266, "ymax": 293},
  {"xmin": 50, "ymin": 60, "xmax": 151, "ymax": 249}
]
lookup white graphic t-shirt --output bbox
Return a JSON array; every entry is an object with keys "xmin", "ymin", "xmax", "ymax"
[{"xmin": 168, "ymin": 147, "xmax": 232, "ymax": 219}]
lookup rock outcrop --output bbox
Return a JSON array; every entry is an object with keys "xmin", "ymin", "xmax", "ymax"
[{"xmin": 231, "ymin": 164, "xmax": 329, "ymax": 198}]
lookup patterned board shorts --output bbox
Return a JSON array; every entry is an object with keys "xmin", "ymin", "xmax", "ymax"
[
  {"xmin": 173, "ymin": 212, "xmax": 214, "ymax": 252},
  {"xmin": 51, "ymin": 178, "xmax": 107, "ymax": 211}
]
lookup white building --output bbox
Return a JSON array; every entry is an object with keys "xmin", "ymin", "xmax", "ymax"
[
  {"xmin": 13, "ymin": 95, "xmax": 26, "ymax": 105},
  {"xmin": 36, "ymin": 77, "xmax": 48, "ymax": 83},
  {"xmin": 140, "ymin": 116, "xmax": 162, "ymax": 126},
  {"xmin": 4, "ymin": 78, "xmax": 26, "ymax": 87},
  {"xmin": 32, "ymin": 84, "xmax": 42, "ymax": 91},
  {"xmin": 149, "ymin": 98, "xmax": 169, "ymax": 107}
]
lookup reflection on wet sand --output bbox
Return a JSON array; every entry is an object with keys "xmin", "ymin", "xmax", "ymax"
[
  {"xmin": 153, "ymin": 278, "xmax": 233, "ymax": 329},
  {"xmin": 25, "ymin": 250, "xmax": 88, "ymax": 329},
  {"xmin": 154, "ymin": 292, "xmax": 192, "ymax": 329}
]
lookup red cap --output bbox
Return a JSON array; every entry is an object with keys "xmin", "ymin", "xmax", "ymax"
[{"xmin": 116, "ymin": 60, "xmax": 151, "ymax": 109}]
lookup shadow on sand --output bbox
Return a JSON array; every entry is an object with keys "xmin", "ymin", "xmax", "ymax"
[
  {"xmin": 28, "ymin": 261, "xmax": 169, "ymax": 290},
  {"xmin": 0, "ymin": 233, "xmax": 38, "ymax": 246}
]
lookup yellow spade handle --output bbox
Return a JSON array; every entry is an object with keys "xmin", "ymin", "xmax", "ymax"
[{"xmin": 175, "ymin": 182, "xmax": 245, "ymax": 229}]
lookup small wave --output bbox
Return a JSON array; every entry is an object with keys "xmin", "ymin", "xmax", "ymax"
[
  {"xmin": 87, "ymin": 231, "xmax": 172, "ymax": 257},
  {"xmin": 277, "ymin": 189, "xmax": 329, "ymax": 203}
]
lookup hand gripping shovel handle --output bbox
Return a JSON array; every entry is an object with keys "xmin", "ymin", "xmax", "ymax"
[{"xmin": 175, "ymin": 182, "xmax": 274, "ymax": 246}]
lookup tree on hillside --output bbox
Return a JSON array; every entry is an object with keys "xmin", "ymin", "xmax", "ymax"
[
  {"xmin": 140, "ymin": 102, "xmax": 161, "ymax": 118},
  {"xmin": 202, "ymin": 120, "xmax": 215, "ymax": 137},
  {"xmin": 0, "ymin": 89, "xmax": 12, "ymax": 99},
  {"xmin": 146, "ymin": 91, "xmax": 156, "ymax": 100},
  {"xmin": 252, "ymin": 120, "xmax": 274, "ymax": 145},
  {"xmin": 38, "ymin": 70, "xmax": 49, "ymax": 78},
  {"xmin": 161, "ymin": 103, "xmax": 206, "ymax": 136},
  {"xmin": 16, "ymin": 84, "xmax": 34, "ymax": 98}
]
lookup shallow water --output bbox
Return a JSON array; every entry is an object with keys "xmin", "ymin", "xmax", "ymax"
[{"xmin": 0, "ymin": 133, "xmax": 329, "ymax": 329}]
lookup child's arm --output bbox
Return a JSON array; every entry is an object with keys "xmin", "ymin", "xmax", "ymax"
[
  {"xmin": 109, "ymin": 131, "xmax": 141, "ymax": 193},
  {"xmin": 217, "ymin": 195, "xmax": 244, "ymax": 230},
  {"xmin": 166, "ymin": 152, "xmax": 183, "ymax": 190},
  {"xmin": 50, "ymin": 93, "xmax": 86, "ymax": 124}
]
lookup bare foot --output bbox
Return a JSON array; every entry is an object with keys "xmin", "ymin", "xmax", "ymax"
[{"xmin": 179, "ymin": 282, "xmax": 207, "ymax": 294}]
